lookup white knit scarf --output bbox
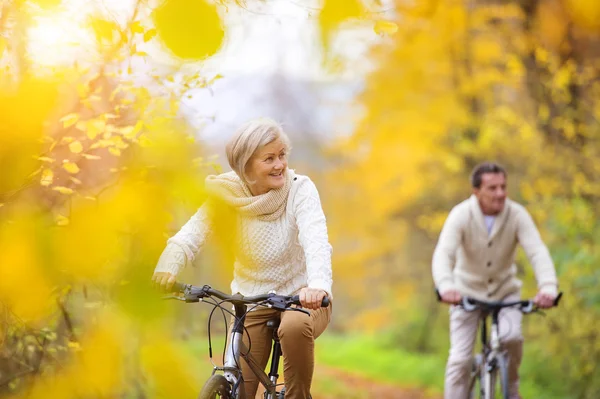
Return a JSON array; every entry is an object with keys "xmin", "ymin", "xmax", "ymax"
[{"xmin": 205, "ymin": 169, "xmax": 294, "ymax": 221}]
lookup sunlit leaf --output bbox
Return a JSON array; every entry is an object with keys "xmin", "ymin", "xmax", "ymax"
[
  {"xmin": 153, "ymin": 0, "xmax": 224, "ymax": 59},
  {"xmin": 28, "ymin": 0, "xmax": 62, "ymax": 8},
  {"xmin": 319, "ymin": 0, "xmax": 363, "ymax": 53},
  {"xmin": 37, "ymin": 156, "xmax": 55, "ymax": 163},
  {"xmin": 564, "ymin": 0, "xmax": 600, "ymax": 32},
  {"xmin": 82, "ymin": 153, "xmax": 102, "ymax": 160},
  {"xmin": 63, "ymin": 162, "xmax": 80, "ymax": 174},
  {"xmin": 69, "ymin": 176, "xmax": 82, "ymax": 185},
  {"xmin": 40, "ymin": 168, "xmax": 53, "ymax": 186},
  {"xmin": 89, "ymin": 17, "xmax": 119, "ymax": 43},
  {"xmin": 53, "ymin": 186, "xmax": 74, "ymax": 195},
  {"xmin": 143, "ymin": 28, "xmax": 157, "ymax": 42},
  {"xmin": 55, "ymin": 214, "xmax": 70, "ymax": 226},
  {"xmin": 108, "ymin": 147, "xmax": 121, "ymax": 156},
  {"xmin": 130, "ymin": 20, "xmax": 145, "ymax": 34},
  {"xmin": 374, "ymin": 20, "xmax": 398, "ymax": 36},
  {"xmin": 69, "ymin": 140, "xmax": 83, "ymax": 154},
  {"xmin": 86, "ymin": 118, "xmax": 106, "ymax": 140},
  {"xmin": 60, "ymin": 113, "xmax": 79, "ymax": 128}
]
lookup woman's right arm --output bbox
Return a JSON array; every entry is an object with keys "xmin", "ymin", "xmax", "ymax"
[{"xmin": 152, "ymin": 202, "xmax": 212, "ymax": 290}]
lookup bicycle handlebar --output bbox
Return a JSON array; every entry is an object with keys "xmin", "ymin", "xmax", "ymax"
[
  {"xmin": 172, "ymin": 282, "xmax": 330, "ymax": 309},
  {"xmin": 435, "ymin": 289, "xmax": 562, "ymax": 314}
]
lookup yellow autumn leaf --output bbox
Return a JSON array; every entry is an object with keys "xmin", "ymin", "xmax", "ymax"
[
  {"xmin": 153, "ymin": 0, "xmax": 224, "ymax": 59},
  {"xmin": 60, "ymin": 113, "xmax": 79, "ymax": 128},
  {"xmin": 63, "ymin": 162, "xmax": 80, "ymax": 174},
  {"xmin": 118, "ymin": 126, "xmax": 135, "ymax": 138},
  {"xmin": 69, "ymin": 176, "xmax": 82, "ymax": 185},
  {"xmin": 55, "ymin": 215, "xmax": 70, "ymax": 226},
  {"xmin": 37, "ymin": 156, "xmax": 55, "ymax": 163},
  {"xmin": 87, "ymin": 118, "xmax": 106, "ymax": 140},
  {"xmin": 130, "ymin": 20, "xmax": 144, "ymax": 34},
  {"xmin": 82, "ymin": 153, "xmax": 102, "ymax": 160},
  {"xmin": 89, "ymin": 17, "xmax": 118, "ymax": 43},
  {"xmin": 29, "ymin": 0, "xmax": 62, "ymax": 8},
  {"xmin": 53, "ymin": 186, "xmax": 74, "ymax": 195},
  {"xmin": 319, "ymin": 0, "xmax": 363, "ymax": 52},
  {"xmin": 564, "ymin": 0, "xmax": 600, "ymax": 32},
  {"xmin": 40, "ymin": 168, "xmax": 54, "ymax": 186},
  {"xmin": 143, "ymin": 28, "xmax": 157, "ymax": 42},
  {"xmin": 139, "ymin": 135, "xmax": 151, "ymax": 147},
  {"xmin": 374, "ymin": 20, "xmax": 398, "ymax": 36},
  {"xmin": 61, "ymin": 136, "xmax": 75, "ymax": 144},
  {"xmin": 69, "ymin": 140, "xmax": 83, "ymax": 154},
  {"xmin": 108, "ymin": 147, "xmax": 121, "ymax": 156}
]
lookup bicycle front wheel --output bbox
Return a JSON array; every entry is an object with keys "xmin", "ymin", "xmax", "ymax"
[
  {"xmin": 484, "ymin": 354, "xmax": 509, "ymax": 399},
  {"xmin": 198, "ymin": 375, "xmax": 233, "ymax": 399}
]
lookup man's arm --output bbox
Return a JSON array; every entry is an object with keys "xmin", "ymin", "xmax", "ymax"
[
  {"xmin": 516, "ymin": 206, "xmax": 558, "ymax": 305},
  {"xmin": 432, "ymin": 206, "xmax": 464, "ymax": 302}
]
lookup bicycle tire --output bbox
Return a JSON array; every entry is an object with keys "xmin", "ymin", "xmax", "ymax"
[
  {"xmin": 495, "ymin": 354, "xmax": 509, "ymax": 399},
  {"xmin": 198, "ymin": 375, "xmax": 233, "ymax": 399},
  {"xmin": 484, "ymin": 354, "xmax": 509, "ymax": 399}
]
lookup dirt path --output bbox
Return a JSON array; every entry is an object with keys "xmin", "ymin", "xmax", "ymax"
[{"xmin": 312, "ymin": 365, "xmax": 443, "ymax": 399}]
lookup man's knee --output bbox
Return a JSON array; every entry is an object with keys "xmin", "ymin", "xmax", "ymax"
[
  {"xmin": 502, "ymin": 329, "xmax": 524, "ymax": 347},
  {"xmin": 447, "ymin": 353, "xmax": 473, "ymax": 374}
]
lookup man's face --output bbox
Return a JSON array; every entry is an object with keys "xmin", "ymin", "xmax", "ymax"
[{"xmin": 474, "ymin": 173, "xmax": 507, "ymax": 215}]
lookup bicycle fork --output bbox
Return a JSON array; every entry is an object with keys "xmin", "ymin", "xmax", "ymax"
[{"xmin": 483, "ymin": 315, "xmax": 502, "ymax": 399}]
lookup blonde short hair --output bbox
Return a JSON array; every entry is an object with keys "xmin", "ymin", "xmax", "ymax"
[{"xmin": 226, "ymin": 118, "xmax": 292, "ymax": 184}]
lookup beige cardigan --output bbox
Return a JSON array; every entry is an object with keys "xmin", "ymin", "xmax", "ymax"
[{"xmin": 432, "ymin": 195, "xmax": 558, "ymax": 301}]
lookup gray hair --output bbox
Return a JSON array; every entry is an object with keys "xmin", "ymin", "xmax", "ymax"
[{"xmin": 225, "ymin": 118, "xmax": 292, "ymax": 184}]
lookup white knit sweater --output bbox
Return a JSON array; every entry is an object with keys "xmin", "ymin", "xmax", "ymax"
[{"xmin": 154, "ymin": 174, "xmax": 333, "ymax": 298}]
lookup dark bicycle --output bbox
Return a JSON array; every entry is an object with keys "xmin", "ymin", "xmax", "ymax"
[
  {"xmin": 437, "ymin": 290, "xmax": 562, "ymax": 399},
  {"xmin": 164, "ymin": 282, "xmax": 330, "ymax": 399}
]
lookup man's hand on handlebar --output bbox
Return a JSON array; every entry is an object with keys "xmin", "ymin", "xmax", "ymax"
[
  {"xmin": 440, "ymin": 289, "xmax": 462, "ymax": 305},
  {"xmin": 534, "ymin": 291, "xmax": 557, "ymax": 309}
]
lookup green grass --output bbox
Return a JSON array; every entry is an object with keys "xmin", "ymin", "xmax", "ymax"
[
  {"xmin": 176, "ymin": 332, "xmax": 571, "ymax": 398},
  {"xmin": 316, "ymin": 334, "xmax": 444, "ymax": 394},
  {"xmin": 315, "ymin": 333, "xmax": 570, "ymax": 399}
]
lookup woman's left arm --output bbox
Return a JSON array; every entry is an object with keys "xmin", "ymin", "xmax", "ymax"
[{"xmin": 294, "ymin": 177, "xmax": 333, "ymax": 305}]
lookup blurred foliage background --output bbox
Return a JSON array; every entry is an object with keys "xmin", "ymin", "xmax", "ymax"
[{"xmin": 0, "ymin": 0, "xmax": 598, "ymax": 398}]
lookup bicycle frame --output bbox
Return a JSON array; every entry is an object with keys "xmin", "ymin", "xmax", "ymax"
[
  {"xmin": 169, "ymin": 283, "xmax": 329, "ymax": 399},
  {"xmin": 217, "ymin": 302, "xmax": 282, "ymax": 399},
  {"xmin": 481, "ymin": 310, "xmax": 503, "ymax": 399}
]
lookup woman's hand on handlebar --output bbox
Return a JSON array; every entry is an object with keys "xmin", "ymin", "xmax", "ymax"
[
  {"xmin": 152, "ymin": 272, "xmax": 176, "ymax": 292},
  {"xmin": 299, "ymin": 287, "xmax": 328, "ymax": 310}
]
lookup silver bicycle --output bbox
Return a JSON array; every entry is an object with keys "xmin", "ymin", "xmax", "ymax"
[
  {"xmin": 444, "ymin": 293, "xmax": 562, "ymax": 399},
  {"xmin": 165, "ymin": 282, "xmax": 329, "ymax": 399}
]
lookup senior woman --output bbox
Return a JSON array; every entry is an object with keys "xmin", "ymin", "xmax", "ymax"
[{"xmin": 151, "ymin": 118, "xmax": 333, "ymax": 399}]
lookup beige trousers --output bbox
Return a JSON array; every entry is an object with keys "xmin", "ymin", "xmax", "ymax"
[
  {"xmin": 232, "ymin": 305, "xmax": 331, "ymax": 399},
  {"xmin": 445, "ymin": 292, "xmax": 523, "ymax": 399}
]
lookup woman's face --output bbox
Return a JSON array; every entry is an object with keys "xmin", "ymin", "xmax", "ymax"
[{"xmin": 246, "ymin": 138, "xmax": 288, "ymax": 195}]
